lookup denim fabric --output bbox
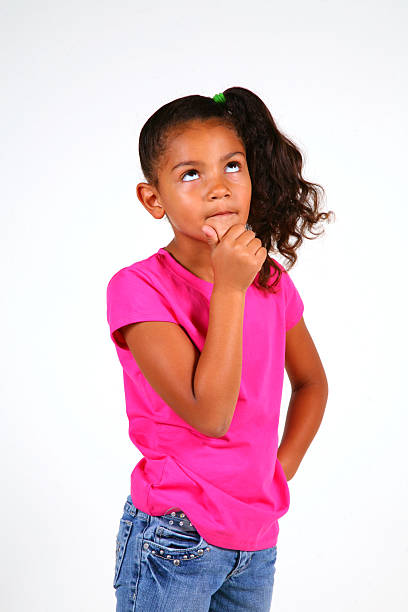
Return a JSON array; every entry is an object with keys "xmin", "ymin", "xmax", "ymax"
[{"xmin": 113, "ymin": 494, "xmax": 278, "ymax": 611}]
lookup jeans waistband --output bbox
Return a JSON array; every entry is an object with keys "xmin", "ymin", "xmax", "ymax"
[{"xmin": 124, "ymin": 495, "xmax": 197, "ymax": 532}]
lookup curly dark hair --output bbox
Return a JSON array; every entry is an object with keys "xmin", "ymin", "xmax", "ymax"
[{"xmin": 139, "ymin": 86, "xmax": 335, "ymax": 293}]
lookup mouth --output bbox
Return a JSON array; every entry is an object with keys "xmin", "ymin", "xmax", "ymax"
[{"xmin": 208, "ymin": 211, "xmax": 236, "ymax": 218}]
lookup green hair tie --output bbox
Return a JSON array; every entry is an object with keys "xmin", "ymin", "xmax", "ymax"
[{"xmin": 213, "ymin": 92, "xmax": 226, "ymax": 104}]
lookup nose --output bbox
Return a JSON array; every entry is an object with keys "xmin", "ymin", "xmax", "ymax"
[
  {"xmin": 206, "ymin": 165, "xmax": 233, "ymax": 200},
  {"xmin": 208, "ymin": 183, "xmax": 231, "ymax": 200}
]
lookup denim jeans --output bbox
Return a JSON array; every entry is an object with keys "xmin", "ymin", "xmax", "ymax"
[{"xmin": 114, "ymin": 494, "xmax": 278, "ymax": 611}]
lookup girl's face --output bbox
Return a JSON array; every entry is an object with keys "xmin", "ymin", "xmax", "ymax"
[{"xmin": 142, "ymin": 119, "xmax": 252, "ymax": 244}]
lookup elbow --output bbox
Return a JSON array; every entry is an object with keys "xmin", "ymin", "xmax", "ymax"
[
  {"xmin": 320, "ymin": 372, "xmax": 329, "ymax": 401},
  {"xmin": 211, "ymin": 426, "xmax": 228, "ymax": 439},
  {"xmin": 291, "ymin": 377, "xmax": 329, "ymax": 409},
  {"xmin": 295, "ymin": 372, "xmax": 329, "ymax": 396},
  {"xmin": 201, "ymin": 423, "xmax": 227, "ymax": 438},
  {"xmin": 192, "ymin": 398, "xmax": 229, "ymax": 438},
  {"xmin": 207, "ymin": 418, "xmax": 231, "ymax": 438}
]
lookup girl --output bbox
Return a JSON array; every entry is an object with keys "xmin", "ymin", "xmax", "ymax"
[{"xmin": 107, "ymin": 86, "xmax": 333, "ymax": 611}]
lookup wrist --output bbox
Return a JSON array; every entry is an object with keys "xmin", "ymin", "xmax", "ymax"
[{"xmin": 212, "ymin": 282, "xmax": 246, "ymax": 297}]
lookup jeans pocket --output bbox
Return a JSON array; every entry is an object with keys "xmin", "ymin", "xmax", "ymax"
[
  {"xmin": 153, "ymin": 523, "xmax": 204, "ymax": 551},
  {"xmin": 113, "ymin": 519, "xmax": 133, "ymax": 588},
  {"xmin": 142, "ymin": 515, "xmax": 210, "ymax": 563}
]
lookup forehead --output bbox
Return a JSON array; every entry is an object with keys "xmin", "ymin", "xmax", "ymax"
[{"xmin": 163, "ymin": 120, "xmax": 244, "ymax": 161}]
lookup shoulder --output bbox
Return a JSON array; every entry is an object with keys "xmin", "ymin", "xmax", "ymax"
[
  {"xmin": 107, "ymin": 254, "xmax": 160, "ymax": 294},
  {"xmin": 106, "ymin": 256, "xmax": 178, "ymax": 342},
  {"xmin": 269, "ymin": 256, "xmax": 285, "ymax": 271},
  {"xmin": 267, "ymin": 256, "xmax": 300, "ymax": 290},
  {"xmin": 266, "ymin": 256, "xmax": 303, "ymax": 310}
]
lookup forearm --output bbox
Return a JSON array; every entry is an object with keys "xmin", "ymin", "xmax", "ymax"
[
  {"xmin": 193, "ymin": 284, "xmax": 246, "ymax": 437},
  {"xmin": 278, "ymin": 381, "xmax": 328, "ymax": 480}
]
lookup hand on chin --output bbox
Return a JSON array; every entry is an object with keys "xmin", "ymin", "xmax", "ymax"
[{"xmin": 205, "ymin": 213, "xmax": 237, "ymax": 241}]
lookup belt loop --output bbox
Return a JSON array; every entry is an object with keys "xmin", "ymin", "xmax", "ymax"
[{"xmin": 124, "ymin": 498, "xmax": 137, "ymax": 517}]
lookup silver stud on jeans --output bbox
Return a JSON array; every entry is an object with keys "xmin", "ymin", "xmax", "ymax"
[{"xmin": 173, "ymin": 559, "xmax": 180, "ymax": 565}]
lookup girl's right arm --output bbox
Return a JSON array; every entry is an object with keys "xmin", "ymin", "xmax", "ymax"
[
  {"xmin": 121, "ymin": 224, "xmax": 266, "ymax": 438},
  {"xmin": 120, "ymin": 283, "xmax": 245, "ymax": 438}
]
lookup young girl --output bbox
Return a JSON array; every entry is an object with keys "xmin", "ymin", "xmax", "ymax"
[{"xmin": 107, "ymin": 86, "xmax": 333, "ymax": 611}]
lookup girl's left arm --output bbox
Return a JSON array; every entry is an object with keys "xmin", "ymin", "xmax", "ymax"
[{"xmin": 278, "ymin": 316, "xmax": 329, "ymax": 481}]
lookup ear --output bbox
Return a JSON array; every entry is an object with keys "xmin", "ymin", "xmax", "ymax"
[{"xmin": 136, "ymin": 183, "xmax": 166, "ymax": 219}]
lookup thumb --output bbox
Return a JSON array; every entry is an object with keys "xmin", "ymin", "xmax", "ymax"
[{"xmin": 201, "ymin": 224, "xmax": 219, "ymax": 246}]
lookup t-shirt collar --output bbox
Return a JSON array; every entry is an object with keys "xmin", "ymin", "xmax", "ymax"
[{"xmin": 157, "ymin": 247, "xmax": 215, "ymax": 294}]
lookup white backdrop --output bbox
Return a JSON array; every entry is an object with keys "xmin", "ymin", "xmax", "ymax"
[{"xmin": 1, "ymin": 1, "xmax": 407, "ymax": 610}]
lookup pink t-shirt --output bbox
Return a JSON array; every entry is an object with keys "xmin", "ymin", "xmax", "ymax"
[{"xmin": 106, "ymin": 247, "xmax": 304, "ymax": 551}]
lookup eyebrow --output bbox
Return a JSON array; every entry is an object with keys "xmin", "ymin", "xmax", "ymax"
[{"xmin": 171, "ymin": 151, "xmax": 245, "ymax": 173}]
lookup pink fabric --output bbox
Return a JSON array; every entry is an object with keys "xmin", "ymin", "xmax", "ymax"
[{"xmin": 106, "ymin": 247, "xmax": 304, "ymax": 551}]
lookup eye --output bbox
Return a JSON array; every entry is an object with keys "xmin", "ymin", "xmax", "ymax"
[
  {"xmin": 225, "ymin": 161, "xmax": 241, "ymax": 173},
  {"xmin": 181, "ymin": 161, "xmax": 242, "ymax": 182},
  {"xmin": 181, "ymin": 169, "xmax": 199, "ymax": 182}
]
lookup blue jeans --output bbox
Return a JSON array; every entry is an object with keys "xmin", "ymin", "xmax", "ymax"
[{"xmin": 114, "ymin": 494, "xmax": 278, "ymax": 611}]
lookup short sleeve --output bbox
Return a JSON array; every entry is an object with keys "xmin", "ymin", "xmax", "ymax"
[
  {"xmin": 106, "ymin": 267, "xmax": 178, "ymax": 350},
  {"xmin": 284, "ymin": 270, "xmax": 304, "ymax": 331}
]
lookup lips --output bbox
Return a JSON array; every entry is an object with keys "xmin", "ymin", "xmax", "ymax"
[{"xmin": 209, "ymin": 211, "xmax": 235, "ymax": 217}]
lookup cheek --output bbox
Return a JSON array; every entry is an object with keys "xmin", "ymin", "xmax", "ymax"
[
  {"xmin": 177, "ymin": 186, "xmax": 206, "ymax": 213},
  {"xmin": 169, "ymin": 198, "xmax": 200, "ymax": 226},
  {"xmin": 231, "ymin": 170, "xmax": 251, "ymax": 187},
  {"xmin": 234, "ymin": 176, "xmax": 252, "ymax": 199}
]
